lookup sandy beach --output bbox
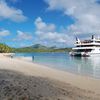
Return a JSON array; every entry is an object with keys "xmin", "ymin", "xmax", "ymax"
[{"xmin": 0, "ymin": 54, "xmax": 100, "ymax": 100}]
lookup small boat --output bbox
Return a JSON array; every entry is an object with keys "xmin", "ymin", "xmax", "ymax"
[{"xmin": 70, "ymin": 35, "xmax": 100, "ymax": 57}]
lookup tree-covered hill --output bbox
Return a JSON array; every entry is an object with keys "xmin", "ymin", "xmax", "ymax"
[
  {"xmin": 0, "ymin": 43, "xmax": 71, "ymax": 53},
  {"xmin": 0, "ymin": 43, "xmax": 12, "ymax": 53},
  {"xmin": 14, "ymin": 44, "xmax": 71, "ymax": 53}
]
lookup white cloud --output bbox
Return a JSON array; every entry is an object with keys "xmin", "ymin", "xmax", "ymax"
[
  {"xmin": 0, "ymin": 0, "xmax": 27, "ymax": 22},
  {"xmin": 0, "ymin": 29, "xmax": 10, "ymax": 36},
  {"xmin": 34, "ymin": 17, "xmax": 74, "ymax": 46},
  {"xmin": 45, "ymin": 0, "xmax": 100, "ymax": 35},
  {"xmin": 35, "ymin": 17, "xmax": 56, "ymax": 32},
  {"xmin": 14, "ymin": 30, "xmax": 33, "ymax": 41}
]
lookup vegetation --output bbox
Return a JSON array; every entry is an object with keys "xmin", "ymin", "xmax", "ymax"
[
  {"xmin": 0, "ymin": 43, "xmax": 12, "ymax": 53},
  {"xmin": 14, "ymin": 48, "xmax": 71, "ymax": 53},
  {"xmin": 0, "ymin": 43, "xmax": 71, "ymax": 53},
  {"xmin": 14, "ymin": 44, "xmax": 71, "ymax": 53}
]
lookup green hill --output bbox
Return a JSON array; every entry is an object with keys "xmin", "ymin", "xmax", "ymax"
[
  {"xmin": 0, "ymin": 43, "xmax": 71, "ymax": 53},
  {"xmin": 14, "ymin": 44, "xmax": 71, "ymax": 53},
  {"xmin": 30, "ymin": 44, "xmax": 49, "ymax": 49},
  {"xmin": 0, "ymin": 43, "xmax": 12, "ymax": 53}
]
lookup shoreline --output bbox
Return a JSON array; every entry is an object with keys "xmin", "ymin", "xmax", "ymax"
[
  {"xmin": 14, "ymin": 55, "xmax": 100, "ymax": 80},
  {"xmin": 0, "ymin": 53, "xmax": 100, "ymax": 99}
]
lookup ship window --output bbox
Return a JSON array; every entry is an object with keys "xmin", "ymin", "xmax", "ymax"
[
  {"xmin": 95, "ymin": 41, "xmax": 100, "ymax": 43},
  {"xmin": 74, "ymin": 49, "xmax": 92, "ymax": 52},
  {"xmin": 76, "ymin": 45, "xmax": 100, "ymax": 47}
]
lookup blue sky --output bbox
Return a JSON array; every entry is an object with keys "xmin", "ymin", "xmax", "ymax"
[{"xmin": 0, "ymin": 0, "xmax": 100, "ymax": 47}]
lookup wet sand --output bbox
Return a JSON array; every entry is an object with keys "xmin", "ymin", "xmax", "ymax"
[{"xmin": 0, "ymin": 54, "xmax": 100, "ymax": 100}]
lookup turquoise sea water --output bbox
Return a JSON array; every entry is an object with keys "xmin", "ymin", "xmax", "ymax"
[{"xmin": 15, "ymin": 52, "xmax": 100, "ymax": 79}]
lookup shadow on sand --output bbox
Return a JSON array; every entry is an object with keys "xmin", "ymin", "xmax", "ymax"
[{"xmin": 0, "ymin": 69, "xmax": 99, "ymax": 100}]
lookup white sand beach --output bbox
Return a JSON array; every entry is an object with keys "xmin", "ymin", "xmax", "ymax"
[{"xmin": 0, "ymin": 53, "xmax": 100, "ymax": 100}]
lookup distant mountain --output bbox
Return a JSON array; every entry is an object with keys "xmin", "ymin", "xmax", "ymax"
[
  {"xmin": 14, "ymin": 44, "xmax": 71, "ymax": 53},
  {"xmin": 31, "ymin": 44, "xmax": 48, "ymax": 49},
  {"xmin": 48, "ymin": 45, "xmax": 56, "ymax": 49}
]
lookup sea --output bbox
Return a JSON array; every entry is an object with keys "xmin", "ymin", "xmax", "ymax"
[{"xmin": 15, "ymin": 52, "xmax": 100, "ymax": 79}]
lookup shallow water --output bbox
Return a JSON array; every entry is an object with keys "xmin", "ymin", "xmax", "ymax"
[{"xmin": 15, "ymin": 52, "xmax": 100, "ymax": 79}]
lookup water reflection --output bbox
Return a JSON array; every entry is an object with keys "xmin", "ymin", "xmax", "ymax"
[
  {"xmin": 15, "ymin": 53, "xmax": 100, "ymax": 79},
  {"xmin": 88, "ymin": 57, "xmax": 100, "ymax": 78},
  {"xmin": 70, "ymin": 56, "xmax": 100, "ymax": 78}
]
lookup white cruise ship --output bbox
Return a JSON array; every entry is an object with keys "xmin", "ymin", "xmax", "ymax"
[{"xmin": 70, "ymin": 35, "xmax": 100, "ymax": 57}]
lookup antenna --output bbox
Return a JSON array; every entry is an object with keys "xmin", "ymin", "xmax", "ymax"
[{"xmin": 92, "ymin": 35, "xmax": 94, "ymax": 39}]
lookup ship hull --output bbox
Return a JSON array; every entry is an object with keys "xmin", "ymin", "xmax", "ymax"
[
  {"xmin": 70, "ymin": 52, "xmax": 90, "ymax": 57},
  {"xmin": 70, "ymin": 51, "xmax": 100, "ymax": 57}
]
